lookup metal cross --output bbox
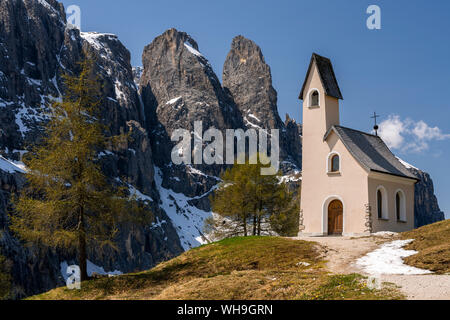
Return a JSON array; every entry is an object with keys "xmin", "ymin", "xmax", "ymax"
[{"xmin": 371, "ymin": 112, "xmax": 380, "ymax": 136}]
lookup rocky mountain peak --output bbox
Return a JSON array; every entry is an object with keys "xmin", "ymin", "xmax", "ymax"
[
  {"xmin": 228, "ymin": 35, "xmax": 265, "ymax": 67},
  {"xmin": 158, "ymin": 28, "xmax": 199, "ymax": 52},
  {"xmin": 139, "ymin": 28, "xmax": 241, "ymax": 168},
  {"xmin": 222, "ymin": 35, "xmax": 300, "ymax": 170},
  {"xmin": 223, "ymin": 35, "xmax": 282, "ymax": 131}
]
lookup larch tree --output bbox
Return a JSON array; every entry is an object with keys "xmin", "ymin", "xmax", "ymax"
[{"xmin": 10, "ymin": 57, "xmax": 149, "ymax": 282}]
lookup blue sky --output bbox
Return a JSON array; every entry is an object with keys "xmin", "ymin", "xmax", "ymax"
[{"xmin": 61, "ymin": 0, "xmax": 450, "ymax": 218}]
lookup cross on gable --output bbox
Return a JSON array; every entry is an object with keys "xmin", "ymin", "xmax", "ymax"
[{"xmin": 371, "ymin": 112, "xmax": 380, "ymax": 136}]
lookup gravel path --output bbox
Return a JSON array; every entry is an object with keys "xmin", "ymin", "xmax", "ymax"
[
  {"xmin": 294, "ymin": 235, "xmax": 450, "ymax": 300},
  {"xmin": 381, "ymin": 275, "xmax": 450, "ymax": 300}
]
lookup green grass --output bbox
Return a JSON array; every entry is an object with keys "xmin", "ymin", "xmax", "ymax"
[
  {"xmin": 401, "ymin": 220, "xmax": 450, "ymax": 274},
  {"xmin": 30, "ymin": 236, "xmax": 403, "ymax": 300}
]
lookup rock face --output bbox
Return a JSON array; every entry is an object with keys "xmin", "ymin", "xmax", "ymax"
[
  {"xmin": 223, "ymin": 36, "xmax": 283, "ymax": 130},
  {"xmin": 408, "ymin": 168, "xmax": 445, "ymax": 227},
  {"xmin": 139, "ymin": 28, "xmax": 243, "ymax": 199},
  {"xmin": 132, "ymin": 66, "xmax": 143, "ymax": 89},
  {"xmin": 0, "ymin": 0, "xmax": 182, "ymax": 298},
  {"xmin": 139, "ymin": 29, "xmax": 244, "ymax": 249},
  {"xmin": 222, "ymin": 35, "xmax": 301, "ymax": 170},
  {"xmin": 140, "ymin": 29, "xmax": 241, "ymax": 169},
  {"xmin": 284, "ymin": 115, "xmax": 302, "ymax": 167}
]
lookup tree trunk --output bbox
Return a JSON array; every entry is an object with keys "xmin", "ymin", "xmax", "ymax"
[
  {"xmin": 243, "ymin": 215, "xmax": 248, "ymax": 237},
  {"xmin": 78, "ymin": 207, "xmax": 88, "ymax": 282},
  {"xmin": 257, "ymin": 216, "xmax": 262, "ymax": 236},
  {"xmin": 257, "ymin": 201, "xmax": 263, "ymax": 236},
  {"xmin": 252, "ymin": 215, "xmax": 257, "ymax": 236}
]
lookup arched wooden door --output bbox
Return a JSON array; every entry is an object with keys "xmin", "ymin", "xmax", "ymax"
[{"xmin": 328, "ymin": 200, "xmax": 343, "ymax": 235}]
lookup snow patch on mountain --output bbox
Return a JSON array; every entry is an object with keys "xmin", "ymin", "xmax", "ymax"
[
  {"xmin": 396, "ymin": 157, "xmax": 419, "ymax": 171},
  {"xmin": 80, "ymin": 32, "xmax": 118, "ymax": 52},
  {"xmin": 154, "ymin": 167, "xmax": 212, "ymax": 250},
  {"xmin": 184, "ymin": 42, "xmax": 204, "ymax": 58},
  {"xmin": 0, "ymin": 156, "xmax": 26, "ymax": 174},
  {"xmin": 128, "ymin": 184, "xmax": 153, "ymax": 204},
  {"xmin": 166, "ymin": 96, "xmax": 182, "ymax": 105}
]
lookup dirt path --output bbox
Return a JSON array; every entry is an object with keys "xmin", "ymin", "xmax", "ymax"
[
  {"xmin": 294, "ymin": 235, "xmax": 450, "ymax": 300},
  {"xmin": 296, "ymin": 235, "xmax": 389, "ymax": 274},
  {"xmin": 381, "ymin": 275, "xmax": 450, "ymax": 300}
]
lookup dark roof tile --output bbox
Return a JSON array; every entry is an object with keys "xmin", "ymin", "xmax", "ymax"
[
  {"xmin": 324, "ymin": 125, "xmax": 418, "ymax": 180},
  {"xmin": 299, "ymin": 53, "xmax": 343, "ymax": 100}
]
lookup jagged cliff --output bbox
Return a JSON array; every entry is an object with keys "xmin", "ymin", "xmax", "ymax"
[
  {"xmin": 0, "ymin": 0, "xmax": 444, "ymax": 299},
  {"xmin": 0, "ymin": 0, "xmax": 182, "ymax": 298},
  {"xmin": 139, "ymin": 29, "xmax": 241, "ymax": 185},
  {"xmin": 413, "ymin": 169, "xmax": 445, "ymax": 227},
  {"xmin": 222, "ymin": 35, "xmax": 302, "ymax": 171},
  {"xmin": 408, "ymin": 167, "xmax": 445, "ymax": 228}
]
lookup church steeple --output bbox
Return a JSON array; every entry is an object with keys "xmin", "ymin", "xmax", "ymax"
[
  {"xmin": 300, "ymin": 53, "xmax": 343, "ymax": 134},
  {"xmin": 300, "ymin": 53, "xmax": 343, "ymax": 101}
]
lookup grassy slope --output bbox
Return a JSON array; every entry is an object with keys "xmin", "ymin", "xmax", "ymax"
[
  {"xmin": 401, "ymin": 220, "xmax": 450, "ymax": 274},
  {"xmin": 30, "ymin": 237, "xmax": 402, "ymax": 300}
]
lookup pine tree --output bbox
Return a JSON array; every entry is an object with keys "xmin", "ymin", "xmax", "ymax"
[
  {"xmin": 10, "ymin": 57, "xmax": 149, "ymax": 282},
  {"xmin": 208, "ymin": 153, "xmax": 299, "ymax": 239}
]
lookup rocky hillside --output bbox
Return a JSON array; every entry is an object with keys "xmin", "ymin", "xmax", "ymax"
[
  {"xmin": 30, "ymin": 237, "xmax": 404, "ymax": 300},
  {"xmin": 0, "ymin": 0, "xmax": 444, "ymax": 299}
]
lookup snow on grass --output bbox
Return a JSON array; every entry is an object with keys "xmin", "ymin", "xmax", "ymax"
[
  {"xmin": 60, "ymin": 261, "xmax": 122, "ymax": 281},
  {"xmin": 0, "ymin": 156, "xmax": 26, "ymax": 174},
  {"xmin": 155, "ymin": 167, "xmax": 212, "ymax": 250},
  {"xmin": 356, "ymin": 239, "xmax": 433, "ymax": 275},
  {"xmin": 396, "ymin": 157, "xmax": 419, "ymax": 171},
  {"xmin": 372, "ymin": 231, "xmax": 398, "ymax": 237}
]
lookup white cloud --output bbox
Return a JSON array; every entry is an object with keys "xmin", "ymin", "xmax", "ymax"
[
  {"xmin": 377, "ymin": 115, "xmax": 405, "ymax": 149},
  {"xmin": 378, "ymin": 115, "xmax": 450, "ymax": 153}
]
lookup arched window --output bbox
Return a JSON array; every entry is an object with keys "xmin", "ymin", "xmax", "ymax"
[
  {"xmin": 377, "ymin": 190, "xmax": 383, "ymax": 219},
  {"xmin": 328, "ymin": 153, "xmax": 340, "ymax": 173},
  {"xmin": 331, "ymin": 155, "xmax": 340, "ymax": 172},
  {"xmin": 396, "ymin": 190, "xmax": 406, "ymax": 222},
  {"xmin": 310, "ymin": 90, "xmax": 319, "ymax": 107},
  {"xmin": 377, "ymin": 186, "xmax": 388, "ymax": 220}
]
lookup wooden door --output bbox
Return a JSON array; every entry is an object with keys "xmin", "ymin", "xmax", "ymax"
[{"xmin": 328, "ymin": 200, "xmax": 343, "ymax": 235}]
